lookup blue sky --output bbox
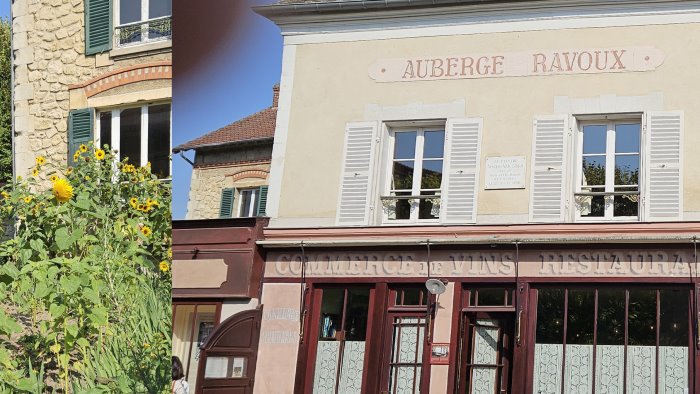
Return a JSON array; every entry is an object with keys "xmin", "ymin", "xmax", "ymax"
[
  {"xmin": 172, "ymin": 0, "xmax": 281, "ymax": 219},
  {"xmin": 1, "ymin": 1, "xmax": 9, "ymax": 18}
]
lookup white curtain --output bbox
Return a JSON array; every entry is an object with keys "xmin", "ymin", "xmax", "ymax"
[
  {"xmin": 313, "ymin": 341, "xmax": 367, "ymax": 394},
  {"xmin": 533, "ymin": 344, "xmax": 563, "ymax": 394},
  {"xmin": 658, "ymin": 346, "xmax": 688, "ymax": 394},
  {"xmin": 595, "ymin": 345, "xmax": 624, "ymax": 394},
  {"xmin": 564, "ymin": 344, "xmax": 593, "ymax": 394}
]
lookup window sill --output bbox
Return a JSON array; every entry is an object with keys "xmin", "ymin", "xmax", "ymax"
[{"xmin": 110, "ymin": 40, "xmax": 172, "ymax": 59}]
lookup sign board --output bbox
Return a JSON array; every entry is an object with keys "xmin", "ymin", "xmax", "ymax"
[
  {"xmin": 430, "ymin": 343, "xmax": 450, "ymax": 365},
  {"xmin": 485, "ymin": 156, "xmax": 526, "ymax": 189},
  {"xmin": 369, "ymin": 46, "xmax": 664, "ymax": 82}
]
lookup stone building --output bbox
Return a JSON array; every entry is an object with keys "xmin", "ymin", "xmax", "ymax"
[
  {"xmin": 11, "ymin": 0, "xmax": 172, "ymax": 179},
  {"xmin": 249, "ymin": 0, "xmax": 700, "ymax": 393},
  {"xmin": 174, "ymin": 85, "xmax": 277, "ymax": 220}
]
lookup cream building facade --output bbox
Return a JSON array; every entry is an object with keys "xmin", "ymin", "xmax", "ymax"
[
  {"xmin": 12, "ymin": 0, "xmax": 171, "ymax": 179},
  {"xmin": 250, "ymin": 1, "xmax": 700, "ymax": 393}
]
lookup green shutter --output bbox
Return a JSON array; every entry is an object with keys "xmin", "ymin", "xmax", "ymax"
[
  {"xmin": 219, "ymin": 188, "xmax": 235, "ymax": 218},
  {"xmin": 68, "ymin": 109, "xmax": 94, "ymax": 166},
  {"xmin": 85, "ymin": 0, "xmax": 112, "ymax": 55},
  {"xmin": 256, "ymin": 185, "xmax": 269, "ymax": 217}
]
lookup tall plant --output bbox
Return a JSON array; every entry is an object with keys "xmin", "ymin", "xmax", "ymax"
[{"xmin": 0, "ymin": 145, "xmax": 171, "ymax": 393}]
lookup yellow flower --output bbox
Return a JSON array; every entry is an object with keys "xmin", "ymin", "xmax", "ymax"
[
  {"xmin": 32, "ymin": 168, "xmax": 39, "ymax": 177},
  {"xmin": 50, "ymin": 343, "xmax": 61, "ymax": 354},
  {"xmin": 143, "ymin": 342, "xmax": 150, "ymax": 348},
  {"xmin": 66, "ymin": 167, "xmax": 73, "ymax": 175},
  {"xmin": 1, "ymin": 191, "xmax": 9, "ymax": 200},
  {"xmin": 73, "ymin": 152, "xmax": 80, "ymax": 162},
  {"xmin": 95, "ymin": 149, "xmax": 106, "ymax": 160},
  {"xmin": 137, "ymin": 204, "xmax": 147, "ymax": 211},
  {"xmin": 159, "ymin": 261, "xmax": 169, "ymax": 272},
  {"xmin": 23, "ymin": 196, "xmax": 32, "ymax": 203},
  {"xmin": 122, "ymin": 164, "xmax": 135, "ymax": 173},
  {"xmin": 129, "ymin": 198, "xmax": 138, "ymax": 208},
  {"xmin": 140, "ymin": 226, "xmax": 152, "ymax": 237},
  {"xmin": 52, "ymin": 178, "xmax": 74, "ymax": 202},
  {"xmin": 79, "ymin": 144, "xmax": 88, "ymax": 153},
  {"xmin": 49, "ymin": 175, "xmax": 58, "ymax": 183},
  {"xmin": 84, "ymin": 176, "xmax": 90, "ymax": 181},
  {"xmin": 36, "ymin": 156, "xmax": 46, "ymax": 166},
  {"xmin": 167, "ymin": 248, "xmax": 172, "ymax": 259},
  {"xmin": 16, "ymin": 176, "xmax": 22, "ymax": 181}
]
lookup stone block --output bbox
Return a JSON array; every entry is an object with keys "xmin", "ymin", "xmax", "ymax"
[
  {"xmin": 11, "ymin": 0, "xmax": 28, "ymax": 17},
  {"xmin": 12, "ymin": 15, "xmax": 32, "ymax": 33},
  {"xmin": 14, "ymin": 115, "xmax": 35, "ymax": 133},
  {"xmin": 12, "ymin": 32, "xmax": 28, "ymax": 49},
  {"xmin": 13, "ymin": 47, "xmax": 34, "ymax": 65},
  {"xmin": 14, "ymin": 84, "xmax": 34, "ymax": 101}
]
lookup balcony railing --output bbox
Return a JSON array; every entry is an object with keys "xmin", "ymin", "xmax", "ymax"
[{"xmin": 114, "ymin": 15, "xmax": 172, "ymax": 48}]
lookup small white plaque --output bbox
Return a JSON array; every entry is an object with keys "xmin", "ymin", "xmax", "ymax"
[{"xmin": 485, "ymin": 156, "xmax": 526, "ymax": 189}]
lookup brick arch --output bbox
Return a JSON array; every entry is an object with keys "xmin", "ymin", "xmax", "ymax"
[
  {"xmin": 230, "ymin": 169, "xmax": 269, "ymax": 182},
  {"xmin": 69, "ymin": 61, "xmax": 172, "ymax": 98}
]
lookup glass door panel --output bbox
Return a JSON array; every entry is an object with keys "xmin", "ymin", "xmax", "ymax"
[
  {"xmin": 460, "ymin": 313, "xmax": 513, "ymax": 394},
  {"xmin": 387, "ymin": 316, "xmax": 426, "ymax": 394},
  {"xmin": 312, "ymin": 288, "xmax": 370, "ymax": 394}
]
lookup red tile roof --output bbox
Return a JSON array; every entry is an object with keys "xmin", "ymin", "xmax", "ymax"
[{"xmin": 174, "ymin": 85, "xmax": 279, "ymax": 152}]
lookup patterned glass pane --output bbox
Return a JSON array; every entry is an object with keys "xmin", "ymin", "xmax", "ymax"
[
  {"xmin": 470, "ymin": 319, "xmax": 499, "ymax": 394},
  {"xmin": 389, "ymin": 317, "xmax": 426, "ymax": 394},
  {"xmin": 595, "ymin": 345, "xmax": 624, "ymax": 394},
  {"xmin": 337, "ymin": 341, "xmax": 366, "ymax": 393},
  {"xmin": 564, "ymin": 344, "xmax": 593, "ymax": 394},
  {"xmin": 313, "ymin": 341, "xmax": 340, "ymax": 394},
  {"xmin": 533, "ymin": 344, "xmax": 563, "ymax": 394}
]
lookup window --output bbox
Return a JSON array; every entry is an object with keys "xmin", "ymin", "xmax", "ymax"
[
  {"xmin": 575, "ymin": 119, "xmax": 641, "ymax": 221},
  {"xmin": 383, "ymin": 128, "xmax": 445, "ymax": 222},
  {"xmin": 237, "ymin": 188, "xmax": 259, "ymax": 218},
  {"xmin": 172, "ymin": 303, "xmax": 220, "ymax": 391},
  {"xmin": 532, "ymin": 287, "xmax": 690, "ymax": 393},
  {"xmin": 115, "ymin": 0, "xmax": 172, "ymax": 48},
  {"xmin": 97, "ymin": 103, "xmax": 171, "ymax": 178}
]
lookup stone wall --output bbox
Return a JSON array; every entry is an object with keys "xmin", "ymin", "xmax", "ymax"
[
  {"xmin": 186, "ymin": 160, "xmax": 271, "ymax": 220},
  {"xmin": 11, "ymin": 0, "xmax": 172, "ymax": 179}
]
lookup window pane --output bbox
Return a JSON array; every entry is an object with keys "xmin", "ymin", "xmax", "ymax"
[
  {"xmin": 659, "ymin": 289, "xmax": 688, "ymax": 347},
  {"xmin": 392, "ymin": 161, "xmax": 414, "ymax": 190},
  {"xmin": 421, "ymin": 159, "xmax": 442, "ymax": 189},
  {"xmin": 628, "ymin": 289, "xmax": 656, "ymax": 346},
  {"xmin": 390, "ymin": 191, "xmax": 411, "ymax": 220},
  {"xmin": 536, "ymin": 289, "xmax": 565, "ymax": 344},
  {"xmin": 615, "ymin": 123, "xmax": 640, "ymax": 153},
  {"xmin": 396, "ymin": 288, "xmax": 425, "ymax": 306},
  {"xmin": 418, "ymin": 190, "xmax": 439, "ymax": 219},
  {"xmin": 477, "ymin": 288, "xmax": 507, "ymax": 306},
  {"xmin": 344, "ymin": 289, "xmax": 369, "ymax": 341},
  {"xmin": 582, "ymin": 125, "xmax": 607, "ymax": 154},
  {"xmin": 394, "ymin": 131, "xmax": 416, "ymax": 160},
  {"xmin": 99, "ymin": 112, "xmax": 111, "ymax": 150},
  {"xmin": 238, "ymin": 190, "xmax": 255, "ymax": 217},
  {"xmin": 581, "ymin": 156, "xmax": 605, "ymax": 187},
  {"xmin": 614, "ymin": 155, "xmax": 639, "ymax": 186},
  {"xmin": 566, "ymin": 290, "xmax": 594, "ymax": 345},
  {"xmin": 149, "ymin": 0, "xmax": 171, "ymax": 18},
  {"xmin": 613, "ymin": 189, "xmax": 638, "ymax": 217},
  {"xmin": 319, "ymin": 289, "xmax": 344, "ymax": 340},
  {"xmin": 597, "ymin": 289, "xmax": 625, "ymax": 345},
  {"xmin": 120, "ymin": 0, "xmax": 142, "ymax": 24},
  {"xmin": 204, "ymin": 356, "xmax": 247, "ymax": 379},
  {"xmin": 120, "ymin": 108, "xmax": 141, "ymax": 165},
  {"xmin": 579, "ymin": 187, "xmax": 605, "ymax": 217},
  {"xmin": 423, "ymin": 130, "xmax": 445, "ymax": 158},
  {"xmin": 148, "ymin": 104, "xmax": 170, "ymax": 178}
]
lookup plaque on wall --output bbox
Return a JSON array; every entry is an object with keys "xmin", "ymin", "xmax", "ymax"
[{"xmin": 484, "ymin": 156, "xmax": 526, "ymax": 189}]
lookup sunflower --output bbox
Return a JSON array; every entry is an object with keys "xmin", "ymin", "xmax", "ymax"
[
  {"xmin": 49, "ymin": 175, "xmax": 58, "ymax": 183},
  {"xmin": 94, "ymin": 149, "xmax": 106, "ymax": 160},
  {"xmin": 140, "ymin": 226, "xmax": 152, "ymax": 237},
  {"xmin": 1, "ymin": 191, "xmax": 9, "ymax": 200},
  {"xmin": 137, "ymin": 204, "xmax": 147, "ymax": 211},
  {"xmin": 32, "ymin": 168, "xmax": 39, "ymax": 177},
  {"xmin": 36, "ymin": 156, "xmax": 46, "ymax": 166},
  {"xmin": 52, "ymin": 178, "xmax": 73, "ymax": 202},
  {"xmin": 66, "ymin": 167, "xmax": 73, "ymax": 175},
  {"xmin": 79, "ymin": 144, "xmax": 88, "ymax": 153},
  {"xmin": 122, "ymin": 164, "xmax": 135, "ymax": 173},
  {"xmin": 159, "ymin": 261, "xmax": 169, "ymax": 272},
  {"xmin": 167, "ymin": 248, "xmax": 172, "ymax": 259},
  {"xmin": 73, "ymin": 152, "xmax": 80, "ymax": 162},
  {"xmin": 23, "ymin": 196, "xmax": 32, "ymax": 203},
  {"xmin": 129, "ymin": 197, "xmax": 138, "ymax": 208}
]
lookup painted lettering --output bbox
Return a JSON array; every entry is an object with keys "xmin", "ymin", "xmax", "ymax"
[
  {"xmin": 492, "ymin": 55, "xmax": 505, "ymax": 75},
  {"xmin": 402, "ymin": 60, "xmax": 415, "ymax": 79},
  {"xmin": 533, "ymin": 53, "xmax": 547, "ymax": 73},
  {"xmin": 431, "ymin": 58, "xmax": 445, "ymax": 77},
  {"xmin": 611, "ymin": 49, "xmax": 626, "ymax": 70}
]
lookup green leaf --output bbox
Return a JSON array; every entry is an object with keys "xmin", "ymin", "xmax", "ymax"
[
  {"xmin": 49, "ymin": 303, "xmax": 66, "ymax": 320},
  {"xmin": 59, "ymin": 276, "xmax": 80, "ymax": 295},
  {"xmin": 66, "ymin": 322, "xmax": 79, "ymax": 337},
  {"xmin": 55, "ymin": 227, "xmax": 71, "ymax": 251},
  {"xmin": 35, "ymin": 281, "xmax": 50, "ymax": 299},
  {"xmin": 0, "ymin": 309, "xmax": 21, "ymax": 336}
]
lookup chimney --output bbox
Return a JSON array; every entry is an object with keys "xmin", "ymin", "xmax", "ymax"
[{"xmin": 272, "ymin": 84, "xmax": 280, "ymax": 108}]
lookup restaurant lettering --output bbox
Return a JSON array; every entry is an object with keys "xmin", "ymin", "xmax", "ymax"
[
  {"xmin": 369, "ymin": 46, "xmax": 663, "ymax": 82},
  {"xmin": 267, "ymin": 249, "xmax": 694, "ymax": 278}
]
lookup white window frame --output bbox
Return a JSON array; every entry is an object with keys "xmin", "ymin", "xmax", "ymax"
[
  {"xmin": 574, "ymin": 117, "xmax": 642, "ymax": 222},
  {"xmin": 381, "ymin": 126, "xmax": 445, "ymax": 225},
  {"xmin": 95, "ymin": 101, "xmax": 172, "ymax": 178},
  {"xmin": 236, "ymin": 188, "xmax": 259, "ymax": 218},
  {"xmin": 113, "ymin": 0, "xmax": 172, "ymax": 49}
]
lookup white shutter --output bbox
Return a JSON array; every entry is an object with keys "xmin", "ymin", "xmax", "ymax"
[
  {"xmin": 529, "ymin": 115, "xmax": 569, "ymax": 222},
  {"xmin": 441, "ymin": 118, "xmax": 482, "ymax": 224},
  {"xmin": 336, "ymin": 121, "xmax": 378, "ymax": 226},
  {"xmin": 645, "ymin": 111, "xmax": 683, "ymax": 221}
]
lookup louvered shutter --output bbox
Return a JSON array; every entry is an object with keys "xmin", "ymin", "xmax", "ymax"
[
  {"xmin": 256, "ymin": 185, "xmax": 269, "ymax": 217},
  {"xmin": 441, "ymin": 118, "xmax": 483, "ymax": 224},
  {"xmin": 68, "ymin": 109, "xmax": 94, "ymax": 166},
  {"xmin": 85, "ymin": 0, "xmax": 112, "ymax": 55},
  {"xmin": 529, "ymin": 116, "xmax": 569, "ymax": 222},
  {"xmin": 645, "ymin": 111, "xmax": 683, "ymax": 221},
  {"xmin": 219, "ymin": 188, "xmax": 234, "ymax": 218},
  {"xmin": 336, "ymin": 122, "xmax": 378, "ymax": 226}
]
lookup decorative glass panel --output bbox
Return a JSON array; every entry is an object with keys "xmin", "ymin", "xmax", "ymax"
[
  {"xmin": 533, "ymin": 344, "xmax": 563, "ymax": 394},
  {"xmin": 389, "ymin": 317, "xmax": 425, "ymax": 394},
  {"xmin": 594, "ymin": 345, "xmax": 624, "ymax": 394},
  {"xmin": 626, "ymin": 346, "xmax": 656, "ymax": 393},
  {"xmin": 471, "ymin": 319, "xmax": 499, "ymax": 394},
  {"xmin": 313, "ymin": 341, "xmax": 340, "ymax": 393},
  {"xmin": 204, "ymin": 356, "xmax": 247, "ymax": 379},
  {"xmin": 564, "ymin": 345, "xmax": 593, "ymax": 394}
]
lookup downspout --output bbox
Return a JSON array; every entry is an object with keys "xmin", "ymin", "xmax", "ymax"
[{"xmin": 178, "ymin": 150, "xmax": 194, "ymax": 167}]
